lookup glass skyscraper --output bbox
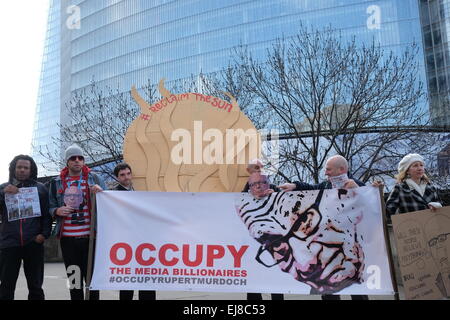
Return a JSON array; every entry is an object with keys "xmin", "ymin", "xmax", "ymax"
[
  {"xmin": 32, "ymin": 0, "xmax": 61, "ymax": 175},
  {"xmin": 419, "ymin": 0, "xmax": 450, "ymax": 126},
  {"xmin": 32, "ymin": 0, "xmax": 448, "ymax": 174}
]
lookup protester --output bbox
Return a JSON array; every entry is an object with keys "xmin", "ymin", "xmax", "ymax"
[
  {"xmin": 48, "ymin": 144, "xmax": 105, "ymax": 300},
  {"xmin": 278, "ymin": 155, "xmax": 362, "ymax": 191},
  {"xmin": 0, "ymin": 155, "xmax": 52, "ymax": 300},
  {"xmin": 243, "ymin": 159, "xmax": 283, "ymax": 301},
  {"xmin": 278, "ymin": 155, "xmax": 369, "ymax": 300},
  {"xmin": 111, "ymin": 162, "xmax": 156, "ymax": 300},
  {"xmin": 386, "ymin": 153, "xmax": 442, "ymax": 216}
]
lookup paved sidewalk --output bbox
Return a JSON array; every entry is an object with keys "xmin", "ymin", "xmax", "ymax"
[{"xmin": 12, "ymin": 262, "xmax": 401, "ymax": 300}]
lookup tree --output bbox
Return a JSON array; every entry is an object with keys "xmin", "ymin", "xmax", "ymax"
[
  {"xmin": 206, "ymin": 25, "xmax": 446, "ymax": 185},
  {"xmin": 34, "ymin": 77, "xmax": 215, "ymax": 179},
  {"xmin": 35, "ymin": 81, "xmax": 154, "ymax": 178},
  {"xmin": 36, "ymin": 25, "xmax": 450, "ymax": 187}
]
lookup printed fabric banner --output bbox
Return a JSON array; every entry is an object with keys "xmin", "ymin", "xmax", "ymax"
[{"xmin": 91, "ymin": 187, "xmax": 394, "ymax": 295}]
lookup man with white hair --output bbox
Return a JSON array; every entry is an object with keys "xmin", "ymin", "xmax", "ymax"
[{"xmin": 279, "ymin": 155, "xmax": 361, "ymax": 192}]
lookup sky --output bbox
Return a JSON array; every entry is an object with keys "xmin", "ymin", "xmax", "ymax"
[{"xmin": 0, "ymin": 1, "xmax": 49, "ymax": 182}]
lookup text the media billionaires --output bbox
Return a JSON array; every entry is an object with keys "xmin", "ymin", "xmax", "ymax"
[{"xmin": 91, "ymin": 189, "xmax": 394, "ymax": 295}]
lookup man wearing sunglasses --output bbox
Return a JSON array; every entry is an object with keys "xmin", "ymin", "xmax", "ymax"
[{"xmin": 49, "ymin": 144, "xmax": 105, "ymax": 300}]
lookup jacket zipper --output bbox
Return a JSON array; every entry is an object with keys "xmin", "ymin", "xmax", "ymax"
[{"xmin": 20, "ymin": 219, "xmax": 24, "ymax": 246}]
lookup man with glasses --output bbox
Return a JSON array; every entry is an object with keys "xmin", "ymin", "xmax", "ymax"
[
  {"xmin": 49, "ymin": 144, "xmax": 105, "ymax": 300},
  {"xmin": 243, "ymin": 162, "xmax": 283, "ymax": 300},
  {"xmin": 243, "ymin": 159, "xmax": 279, "ymax": 193}
]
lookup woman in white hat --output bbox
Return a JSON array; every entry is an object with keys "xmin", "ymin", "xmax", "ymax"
[{"xmin": 386, "ymin": 153, "xmax": 442, "ymax": 216}]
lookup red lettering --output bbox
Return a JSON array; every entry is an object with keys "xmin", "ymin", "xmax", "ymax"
[
  {"xmin": 110, "ymin": 243, "xmax": 132, "ymax": 266},
  {"xmin": 136, "ymin": 243, "xmax": 156, "ymax": 266},
  {"xmin": 182, "ymin": 244, "xmax": 203, "ymax": 267},
  {"xmin": 135, "ymin": 268, "xmax": 144, "ymax": 274},
  {"xmin": 169, "ymin": 95, "xmax": 177, "ymax": 103},
  {"xmin": 206, "ymin": 245, "xmax": 225, "ymax": 267},
  {"xmin": 159, "ymin": 244, "xmax": 179, "ymax": 266},
  {"xmin": 227, "ymin": 245, "xmax": 249, "ymax": 268}
]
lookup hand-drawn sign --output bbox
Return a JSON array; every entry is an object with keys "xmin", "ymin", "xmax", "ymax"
[{"xmin": 392, "ymin": 208, "xmax": 450, "ymax": 300}]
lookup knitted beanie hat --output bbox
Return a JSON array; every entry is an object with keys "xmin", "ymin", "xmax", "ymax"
[
  {"xmin": 65, "ymin": 144, "xmax": 84, "ymax": 163},
  {"xmin": 398, "ymin": 153, "xmax": 424, "ymax": 173}
]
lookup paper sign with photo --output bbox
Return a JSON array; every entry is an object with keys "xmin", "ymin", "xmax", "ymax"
[
  {"xmin": 329, "ymin": 173, "xmax": 349, "ymax": 189},
  {"xmin": 5, "ymin": 187, "xmax": 41, "ymax": 222}
]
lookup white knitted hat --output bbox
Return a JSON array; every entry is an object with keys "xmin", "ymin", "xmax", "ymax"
[{"xmin": 398, "ymin": 153, "xmax": 424, "ymax": 173}]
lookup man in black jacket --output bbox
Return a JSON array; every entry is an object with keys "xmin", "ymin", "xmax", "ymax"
[
  {"xmin": 279, "ymin": 155, "xmax": 369, "ymax": 300},
  {"xmin": 0, "ymin": 155, "xmax": 52, "ymax": 300},
  {"xmin": 111, "ymin": 163, "xmax": 156, "ymax": 300}
]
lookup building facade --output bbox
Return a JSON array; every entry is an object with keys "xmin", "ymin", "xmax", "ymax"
[
  {"xmin": 419, "ymin": 0, "xmax": 450, "ymax": 126},
  {"xmin": 31, "ymin": 0, "xmax": 61, "ymax": 174},
  {"xmin": 32, "ymin": 0, "xmax": 446, "ymax": 175}
]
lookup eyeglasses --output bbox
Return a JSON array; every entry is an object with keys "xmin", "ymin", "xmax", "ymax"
[
  {"xmin": 255, "ymin": 189, "xmax": 324, "ymax": 268},
  {"xmin": 69, "ymin": 156, "xmax": 84, "ymax": 161},
  {"xmin": 428, "ymin": 233, "xmax": 450, "ymax": 247},
  {"xmin": 249, "ymin": 180, "xmax": 269, "ymax": 188}
]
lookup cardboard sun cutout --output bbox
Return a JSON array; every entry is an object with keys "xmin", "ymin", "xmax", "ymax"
[{"xmin": 124, "ymin": 79, "xmax": 260, "ymax": 192}]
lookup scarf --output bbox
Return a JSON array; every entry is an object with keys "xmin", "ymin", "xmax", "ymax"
[{"xmin": 405, "ymin": 178, "xmax": 427, "ymax": 197}]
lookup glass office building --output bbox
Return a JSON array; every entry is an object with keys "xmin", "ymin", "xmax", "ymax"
[
  {"xmin": 419, "ymin": 0, "xmax": 450, "ymax": 126},
  {"xmin": 31, "ymin": 0, "xmax": 61, "ymax": 175},
  {"xmin": 32, "ymin": 0, "xmax": 447, "ymax": 174}
]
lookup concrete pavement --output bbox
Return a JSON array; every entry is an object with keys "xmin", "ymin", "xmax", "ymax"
[{"xmin": 12, "ymin": 262, "xmax": 401, "ymax": 300}]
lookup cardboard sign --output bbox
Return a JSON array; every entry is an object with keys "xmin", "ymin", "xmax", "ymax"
[
  {"xmin": 123, "ymin": 79, "xmax": 260, "ymax": 192},
  {"xmin": 391, "ymin": 207, "xmax": 450, "ymax": 300}
]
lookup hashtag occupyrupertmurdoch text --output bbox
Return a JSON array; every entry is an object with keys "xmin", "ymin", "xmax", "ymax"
[{"xmin": 110, "ymin": 276, "xmax": 115, "ymax": 283}]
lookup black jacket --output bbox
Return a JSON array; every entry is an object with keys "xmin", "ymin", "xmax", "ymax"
[
  {"xmin": 110, "ymin": 183, "xmax": 132, "ymax": 191},
  {"xmin": 0, "ymin": 180, "xmax": 52, "ymax": 249},
  {"xmin": 293, "ymin": 175, "xmax": 365, "ymax": 191},
  {"xmin": 386, "ymin": 182, "xmax": 441, "ymax": 216}
]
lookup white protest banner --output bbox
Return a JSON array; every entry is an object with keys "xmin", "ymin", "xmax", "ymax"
[{"xmin": 90, "ymin": 186, "xmax": 394, "ymax": 295}]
